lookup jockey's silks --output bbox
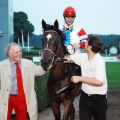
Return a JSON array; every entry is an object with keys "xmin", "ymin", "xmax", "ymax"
[{"xmin": 63, "ymin": 28, "xmax": 73, "ymax": 46}]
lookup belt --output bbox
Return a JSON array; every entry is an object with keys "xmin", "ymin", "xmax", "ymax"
[
  {"xmin": 10, "ymin": 94, "xmax": 18, "ymax": 96},
  {"xmin": 81, "ymin": 90, "xmax": 106, "ymax": 98}
]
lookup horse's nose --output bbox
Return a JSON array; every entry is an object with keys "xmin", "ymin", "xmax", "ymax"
[{"xmin": 41, "ymin": 59, "xmax": 52, "ymax": 66}]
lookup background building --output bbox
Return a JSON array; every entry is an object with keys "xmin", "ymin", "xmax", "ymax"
[{"xmin": 0, "ymin": 0, "xmax": 13, "ymax": 61}]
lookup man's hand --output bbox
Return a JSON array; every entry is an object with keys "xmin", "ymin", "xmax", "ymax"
[
  {"xmin": 64, "ymin": 55, "xmax": 71, "ymax": 63},
  {"xmin": 71, "ymin": 76, "xmax": 82, "ymax": 83},
  {"xmin": 66, "ymin": 45, "xmax": 75, "ymax": 54}
]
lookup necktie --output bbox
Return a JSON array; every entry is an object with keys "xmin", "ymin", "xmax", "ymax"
[{"xmin": 16, "ymin": 63, "xmax": 25, "ymax": 96}]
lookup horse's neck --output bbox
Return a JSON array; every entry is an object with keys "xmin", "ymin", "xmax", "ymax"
[
  {"xmin": 56, "ymin": 45, "xmax": 65, "ymax": 57},
  {"xmin": 50, "ymin": 63, "xmax": 65, "ymax": 77},
  {"xmin": 56, "ymin": 34, "xmax": 66, "ymax": 56}
]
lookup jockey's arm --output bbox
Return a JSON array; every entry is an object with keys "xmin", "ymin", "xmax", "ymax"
[{"xmin": 70, "ymin": 27, "xmax": 88, "ymax": 49}]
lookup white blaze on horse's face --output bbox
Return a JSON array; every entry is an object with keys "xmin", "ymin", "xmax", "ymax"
[{"xmin": 46, "ymin": 34, "xmax": 52, "ymax": 48}]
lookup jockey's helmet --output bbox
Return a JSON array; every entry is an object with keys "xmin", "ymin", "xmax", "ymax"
[{"xmin": 63, "ymin": 6, "xmax": 76, "ymax": 17}]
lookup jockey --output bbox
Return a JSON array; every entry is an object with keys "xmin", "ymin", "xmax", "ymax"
[{"xmin": 63, "ymin": 6, "xmax": 88, "ymax": 54}]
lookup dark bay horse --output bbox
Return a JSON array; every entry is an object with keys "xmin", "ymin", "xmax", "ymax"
[{"xmin": 41, "ymin": 20, "xmax": 81, "ymax": 120}]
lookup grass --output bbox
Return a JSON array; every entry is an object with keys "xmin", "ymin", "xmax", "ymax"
[
  {"xmin": 106, "ymin": 62, "xmax": 120, "ymax": 89},
  {"xmin": 35, "ymin": 71, "xmax": 50, "ymax": 111}
]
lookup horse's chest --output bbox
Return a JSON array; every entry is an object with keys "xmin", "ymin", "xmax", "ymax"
[
  {"xmin": 50, "ymin": 67, "xmax": 68, "ymax": 79},
  {"xmin": 47, "ymin": 74, "xmax": 70, "ymax": 95}
]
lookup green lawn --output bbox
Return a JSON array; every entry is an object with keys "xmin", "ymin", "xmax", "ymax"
[{"xmin": 106, "ymin": 62, "xmax": 120, "ymax": 89}]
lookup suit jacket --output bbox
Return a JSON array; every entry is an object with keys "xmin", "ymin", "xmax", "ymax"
[{"xmin": 0, "ymin": 58, "xmax": 45, "ymax": 120}]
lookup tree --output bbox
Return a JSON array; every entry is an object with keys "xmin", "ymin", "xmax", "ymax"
[{"xmin": 14, "ymin": 11, "xmax": 34, "ymax": 43}]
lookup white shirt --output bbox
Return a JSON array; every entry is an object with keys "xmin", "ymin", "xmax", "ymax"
[{"xmin": 70, "ymin": 53, "xmax": 108, "ymax": 95}]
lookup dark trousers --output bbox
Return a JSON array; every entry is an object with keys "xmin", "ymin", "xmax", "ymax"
[{"xmin": 79, "ymin": 91, "xmax": 107, "ymax": 120}]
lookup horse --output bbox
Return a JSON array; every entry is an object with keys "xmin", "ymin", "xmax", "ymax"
[{"xmin": 41, "ymin": 20, "xmax": 81, "ymax": 120}]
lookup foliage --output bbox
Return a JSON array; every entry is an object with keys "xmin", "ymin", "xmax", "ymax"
[
  {"xmin": 30, "ymin": 34, "xmax": 43, "ymax": 49},
  {"xmin": 96, "ymin": 34, "xmax": 120, "ymax": 54},
  {"xmin": 98, "ymin": 34, "xmax": 120, "ymax": 46},
  {"xmin": 14, "ymin": 11, "xmax": 34, "ymax": 42},
  {"xmin": 35, "ymin": 71, "xmax": 50, "ymax": 111},
  {"xmin": 22, "ymin": 48, "xmax": 41, "ymax": 61}
]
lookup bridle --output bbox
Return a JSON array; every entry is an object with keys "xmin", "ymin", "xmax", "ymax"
[{"xmin": 42, "ymin": 30, "xmax": 64, "ymax": 66}]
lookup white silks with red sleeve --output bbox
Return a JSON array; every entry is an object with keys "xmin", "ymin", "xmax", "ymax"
[{"xmin": 70, "ymin": 25, "xmax": 88, "ymax": 54}]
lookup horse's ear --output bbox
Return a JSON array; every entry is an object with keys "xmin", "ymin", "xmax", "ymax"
[
  {"xmin": 42, "ymin": 19, "xmax": 47, "ymax": 30},
  {"xmin": 54, "ymin": 20, "xmax": 59, "ymax": 29}
]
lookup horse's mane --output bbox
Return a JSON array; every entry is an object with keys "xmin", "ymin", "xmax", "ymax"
[
  {"xmin": 56, "ymin": 29, "xmax": 69, "ymax": 54},
  {"xmin": 43, "ymin": 24, "xmax": 69, "ymax": 54}
]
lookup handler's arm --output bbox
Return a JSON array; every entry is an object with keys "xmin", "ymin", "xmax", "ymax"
[
  {"xmin": 71, "ymin": 58, "xmax": 106, "ymax": 87},
  {"xmin": 31, "ymin": 61, "xmax": 45, "ymax": 76},
  {"xmin": 64, "ymin": 53, "xmax": 84, "ymax": 66},
  {"xmin": 71, "ymin": 76, "xmax": 103, "ymax": 86}
]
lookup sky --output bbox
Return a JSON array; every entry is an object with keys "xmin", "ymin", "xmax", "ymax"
[{"xmin": 13, "ymin": 0, "xmax": 120, "ymax": 35}]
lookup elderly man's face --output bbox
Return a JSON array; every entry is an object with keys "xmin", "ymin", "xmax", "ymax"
[{"xmin": 8, "ymin": 45, "xmax": 22, "ymax": 63}]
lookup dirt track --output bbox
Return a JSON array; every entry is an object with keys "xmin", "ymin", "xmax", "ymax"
[{"xmin": 38, "ymin": 89, "xmax": 120, "ymax": 120}]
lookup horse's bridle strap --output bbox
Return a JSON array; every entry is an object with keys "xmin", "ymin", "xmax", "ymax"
[
  {"xmin": 44, "ymin": 30, "xmax": 58, "ymax": 34},
  {"xmin": 44, "ymin": 48, "xmax": 54, "ymax": 55}
]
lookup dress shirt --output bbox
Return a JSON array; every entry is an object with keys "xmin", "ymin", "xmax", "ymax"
[{"xmin": 10, "ymin": 60, "xmax": 21, "ymax": 95}]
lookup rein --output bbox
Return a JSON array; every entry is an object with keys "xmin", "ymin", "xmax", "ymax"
[{"xmin": 43, "ymin": 47, "xmax": 64, "ymax": 65}]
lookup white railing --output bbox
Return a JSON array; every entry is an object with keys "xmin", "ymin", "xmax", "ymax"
[{"xmin": 104, "ymin": 56, "xmax": 120, "ymax": 62}]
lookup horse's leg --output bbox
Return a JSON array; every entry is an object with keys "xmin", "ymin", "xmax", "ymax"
[
  {"xmin": 62, "ymin": 99, "xmax": 74, "ymax": 120},
  {"xmin": 51, "ymin": 101, "xmax": 61, "ymax": 120},
  {"xmin": 69, "ymin": 103, "xmax": 75, "ymax": 120}
]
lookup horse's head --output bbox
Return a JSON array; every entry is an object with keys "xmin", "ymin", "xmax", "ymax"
[{"xmin": 41, "ymin": 20, "xmax": 67, "ymax": 70}]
